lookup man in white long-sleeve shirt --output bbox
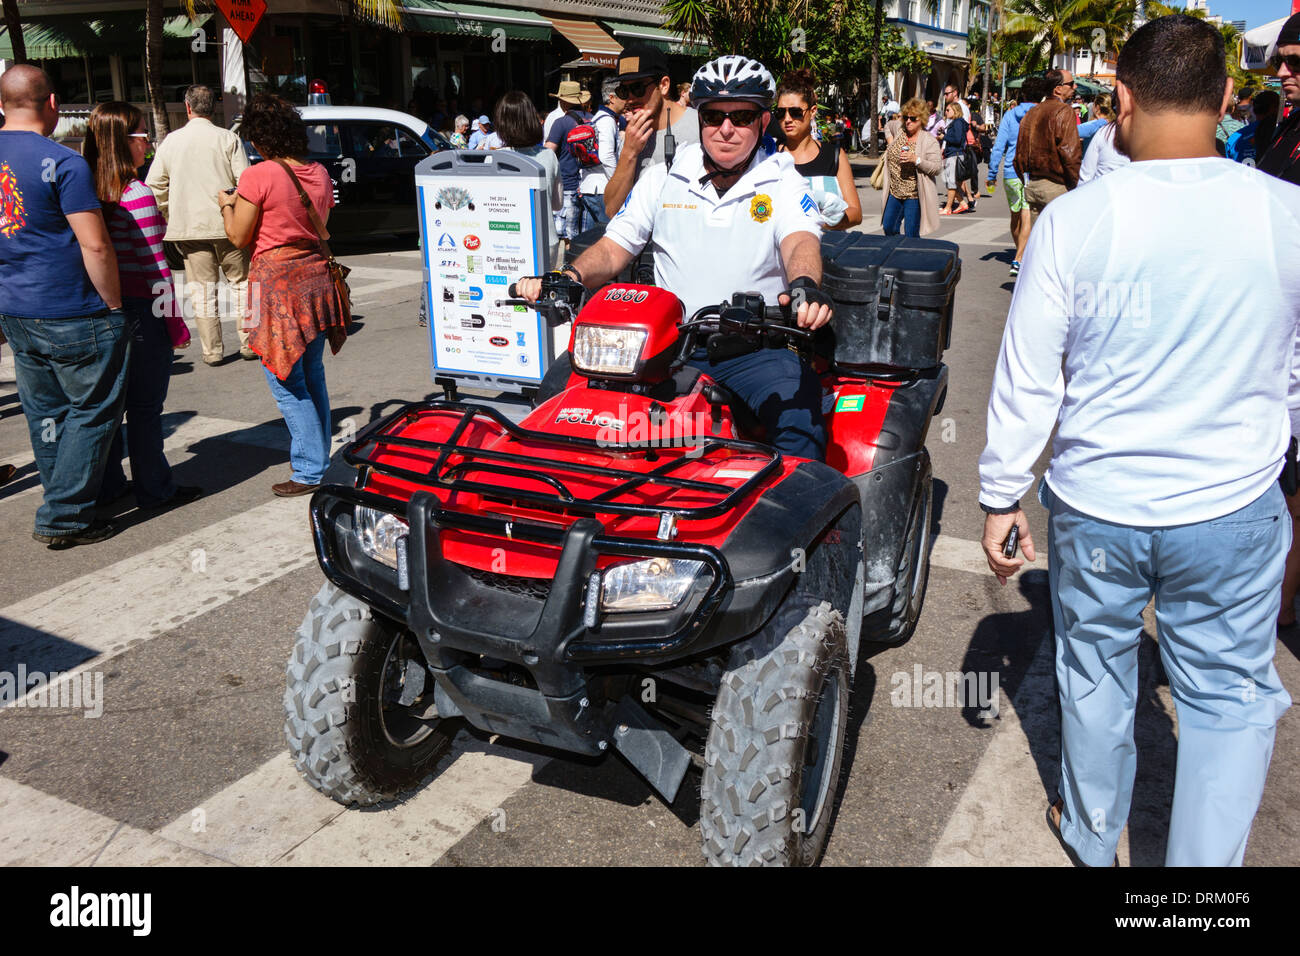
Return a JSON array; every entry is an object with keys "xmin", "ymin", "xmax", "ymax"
[{"xmin": 977, "ymin": 15, "xmax": 1299, "ymax": 867}]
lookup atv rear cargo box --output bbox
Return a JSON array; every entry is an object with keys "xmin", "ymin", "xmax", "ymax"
[{"xmin": 820, "ymin": 234, "xmax": 960, "ymax": 371}]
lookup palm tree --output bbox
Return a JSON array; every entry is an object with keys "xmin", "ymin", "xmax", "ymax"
[
  {"xmin": 2, "ymin": 0, "xmax": 24, "ymax": 64},
  {"xmin": 1143, "ymin": 2, "xmax": 1207, "ymax": 18},
  {"xmin": 1004, "ymin": 0, "xmax": 1094, "ymax": 68},
  {"xmin": 1078, "ymin": 0, "xmax": 1136, "ymax": 79}
]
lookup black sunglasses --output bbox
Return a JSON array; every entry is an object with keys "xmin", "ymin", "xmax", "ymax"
[
  {"xmin": 1271, "ymin": 51, "xmax": 1300, "ymax": 73},
  {"xmin": 773, "ymin": 106, "xmax": 807, "ymax": 121},
  {"xmin": 699, "ymin": 107, "xmax": 763, "ymax": 128},
  {"xmin": 614, "ymin": 77, "xmax": 655, "ymax": 99}
]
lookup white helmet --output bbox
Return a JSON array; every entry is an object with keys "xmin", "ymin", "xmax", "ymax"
[{"xmin": 690, "ymin": 55, "xmax": 776, "ymax": 109}]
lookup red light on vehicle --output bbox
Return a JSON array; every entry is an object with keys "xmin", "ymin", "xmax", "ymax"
[{"xmin": 310, "ymin": 79, "xmax": 328, "ymax": 95}]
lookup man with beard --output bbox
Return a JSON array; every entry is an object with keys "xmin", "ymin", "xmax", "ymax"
[
  {"xmin": 979, "ymin": 15, "xmax": 1300, "ymax": 866},
  {"xmin": 1258, "ymin": 13, "xmax": 1300, "ymax": 186},
  {"xmin": 601, "ymin": 43, "xmax": 700, "ymax": 219}
]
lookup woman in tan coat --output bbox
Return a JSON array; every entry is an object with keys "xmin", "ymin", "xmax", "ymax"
[{"xmin": 880, "ymin": 97, "xmax": 943, "ymax": 237}]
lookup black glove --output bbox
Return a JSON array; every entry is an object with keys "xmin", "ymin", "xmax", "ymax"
[{"xmin": 785, "ymin": 276, "xmax": 834, "ymax": 317}]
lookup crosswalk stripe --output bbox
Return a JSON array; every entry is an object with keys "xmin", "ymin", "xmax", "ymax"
[
  {"xmin": 939, "ymin": 217, "xmax": 1014, "ymax": 247},
  {"xmin": 929, "ymin": 534, "xmax": 1042, "ymax": 577},
  {"xmin": 0, "ymin": 494, "xmax": 317, "ymax": 707},
  {"xmin": 154, "ymin": 737, "xmax": 547, "ymax": 866},
  {"xmin": 0, "ymin": 776, "xmax": 226, "ymax": 866}
]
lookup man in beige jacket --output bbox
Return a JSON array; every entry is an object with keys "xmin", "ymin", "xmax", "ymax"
[{"xmin": 146, "ymin": 85, "xmax": 251, "ymax": 365}]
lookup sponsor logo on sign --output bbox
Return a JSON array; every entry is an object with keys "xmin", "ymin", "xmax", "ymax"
[
  {"xmin": 442, "ymin": 287, "xmax": 455, "ymax": 303},
  {"xmin": 438, "ymin": 258, "xmax": 458, "ymax": 268},
  {"xmin": 461, "ymin": 314, "xmax": 486, "ymax": 329},
  {"xmin": 516, "ymin": 331, "xmax": 527, "ymax": 346},
  {"xmin": 437, "ymin": 233, "xmax": 456, "ymax": 250},
  {"xmin": 485, "ymin": 275, "xmax": 508, "ymax": 285},
  {"xmin": 519, "ymin": 353, "xmax": 529, "ymax": 366},
  {"xmin": 464, "ymin": 234, "xmax": 481, "ymax": 250},
  {"xmin": 513, "ymin": 305, "xmax": 527, "ymax": 312},
  {"xmin": 442, "ymin": 333, "xmax": 463, "ymax": 342},
  {"xmin": 468, "ymin": 287, "xmax": 483, "ymax": 301},
  {"xmin": 489, "ymin": 220, "xmax": 521, "ymax": 232},
  {"xmin": 555, "ymin": 407, "xmax": 624, "ymax": 432},
  {"xmin": 466, "ymin": 255, "xmax": 480, "ymax": 273},
  {"xmin": 489, "ymin": 336, "xmax": 508, "ymax": 347}
]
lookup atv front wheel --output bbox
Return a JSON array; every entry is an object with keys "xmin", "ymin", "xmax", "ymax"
[
  {"xmin": 700, "ymin": 601, "xmax": 849, "ymax": 866},
  {"xmin": 284, "ymin": 582, "xmax": 453, "ymax": 805}
]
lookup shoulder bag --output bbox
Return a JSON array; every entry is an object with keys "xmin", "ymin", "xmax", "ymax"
[{"xmin": 273, "ymin": 159, "xmax": 353, "ymax": 323}]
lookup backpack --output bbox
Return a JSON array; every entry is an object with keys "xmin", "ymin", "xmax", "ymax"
[{"xmin": 565, "ymin": 111, "xmax": 601, "ymax": 168}]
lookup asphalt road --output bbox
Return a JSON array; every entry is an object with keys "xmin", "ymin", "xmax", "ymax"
[{"xmin": 1, "ymin": 164, "xmax": 1296, "ymax": 867}]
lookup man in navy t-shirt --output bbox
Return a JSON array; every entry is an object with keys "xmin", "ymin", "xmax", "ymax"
[
  {"xmin": 544, "ymin": 91, "xmax": 591, "ymax": 246},
  {"xmin": 0, "ymin": 65, "xmax": 130, "ymax": 547}
]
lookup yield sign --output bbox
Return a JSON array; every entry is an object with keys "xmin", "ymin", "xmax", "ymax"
[{"xmin": 215, "ymin": 0, "xmax": 268, "ymax": 45}]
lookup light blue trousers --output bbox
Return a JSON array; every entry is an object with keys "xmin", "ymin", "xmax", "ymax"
[{"xmin": 1041, "ymin": 479, "xmax": 1292, "ymax": 867}]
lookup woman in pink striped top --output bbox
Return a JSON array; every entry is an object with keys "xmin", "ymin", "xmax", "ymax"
[{"xmin": 83, "ymin": 102, "xmax": 201, "ymax": 511}]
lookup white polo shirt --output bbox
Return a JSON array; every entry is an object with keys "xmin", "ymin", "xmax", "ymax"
[{"xmin": 603, "ymin": 143, "xmax": 821, "ymax": 320}]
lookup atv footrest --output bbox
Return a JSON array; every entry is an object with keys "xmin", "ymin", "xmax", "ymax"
[{"xmin": 610, "ymin": 698, "xmax": 692, "ymax": 802}]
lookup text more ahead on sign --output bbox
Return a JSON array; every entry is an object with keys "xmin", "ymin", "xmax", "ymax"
[{"xmin": 215, "ymin": 0, "xmax": 267, "ymax": 45}]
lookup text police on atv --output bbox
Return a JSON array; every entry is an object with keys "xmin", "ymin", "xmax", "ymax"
[{"xmin": 516, "ymin": 55, "xmax": 836, "ymax": 460}]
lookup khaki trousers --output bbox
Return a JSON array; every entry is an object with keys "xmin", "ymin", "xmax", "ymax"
[
  {"xmin": 175, "ymin": 239, "xmax": 251, "ymax": 361},
  {"xmin": 1024, "ymin": 178, "xmax": 1069, "ymax": 226}
]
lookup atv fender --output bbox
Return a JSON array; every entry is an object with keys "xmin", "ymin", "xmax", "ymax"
[
  {"xmin": 868, "ymin": 364, "xmax": 948, "ymax": 472},
  {"xmin": 688, "ymin": 461, "xmax": 861, "ymax": 656}
]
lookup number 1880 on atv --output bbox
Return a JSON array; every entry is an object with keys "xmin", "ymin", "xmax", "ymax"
[{"xmin": 282, "ymin": 234, "xmax": 960, "ymax": 866}]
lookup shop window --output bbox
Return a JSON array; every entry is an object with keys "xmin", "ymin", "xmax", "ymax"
[{"xmin": 43, "ymin": 58, "xmax": 90, "ymax": 103}]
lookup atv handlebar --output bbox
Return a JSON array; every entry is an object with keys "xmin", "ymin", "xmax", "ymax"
[{"xmin": 496, "ymin": 274, "xmax": 586, "ymax": 326}]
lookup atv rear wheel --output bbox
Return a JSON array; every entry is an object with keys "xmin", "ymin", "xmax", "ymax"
[
  {"xmin": 284, "ymin": 582, "xmax": 453, "ymax": 805},
  {"xmin": 700, "ymin": 601, "xmax": 849, "ymax": 866},
  {"xmin": 867, "ymin": 454, "xmax": 933, "ymax": 646}
]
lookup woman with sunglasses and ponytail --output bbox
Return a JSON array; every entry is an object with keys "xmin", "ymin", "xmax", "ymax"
[
  {"xmin": 774, "ymin": 69, "xmax": 861, "ymax": 230},
  {"xmin": 83, "ymin": 102, "xmax": 202, "ymax": 513},
  {"xmin": 879, "ymin": 98, "xmax": 942, "ymax": 237}
]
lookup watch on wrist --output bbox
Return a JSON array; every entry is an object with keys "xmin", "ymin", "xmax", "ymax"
[
  {"xmin": 979, "ymin": 500, "xmax": 1021, "ymax": 515},
  {"xmin": 561, "ymin": 265, "xmax": 583, "ymax": 286}
]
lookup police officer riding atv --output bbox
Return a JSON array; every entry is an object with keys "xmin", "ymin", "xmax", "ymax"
[{"xmin": 282, "ymin": 56, "xmax": 958, "ymax": 866}]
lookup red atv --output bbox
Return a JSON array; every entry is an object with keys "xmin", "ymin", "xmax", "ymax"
[{"xmin": 284, "ymin": 237, "xmax": 958, "ymax": 866}]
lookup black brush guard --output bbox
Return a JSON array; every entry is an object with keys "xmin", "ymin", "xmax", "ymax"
[{"xmin": 306, "ymin": 400, "xmax": 793, "ymax": 756}]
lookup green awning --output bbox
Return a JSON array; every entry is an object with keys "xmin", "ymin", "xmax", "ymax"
[
  {"xmin": 402, "ymin": 1, "xmax": 551, "ymax": 42},
  {"xmin": 599, "ymin": 19, "xmax": 708, "ymax": 57},
  {"xmin": 1, "ymin": 13, "xmax": 210, "ymax": 61}
]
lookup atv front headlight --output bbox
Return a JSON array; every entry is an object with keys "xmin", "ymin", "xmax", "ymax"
[
  {"xmin": 355, "ymin": 505, "xmax": 409, "ymax": 570},
  {"xmin": 572, "ymin": 324, "xmax": 648, "ymax": 376},
  {"xmin": 600, "ymin": 557, "xmax": 705, "ymax": 612}
]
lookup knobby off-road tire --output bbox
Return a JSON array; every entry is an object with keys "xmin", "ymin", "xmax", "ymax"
[
  {"xmin": 867, "ymin": 455, "xmax": 933, "ymax": 646},
  {"xmin": 887, "ymin": 457, "xmax": 933, "ymax": 643},
  {"xmin": 284, "ymin": 582, "xmax": 453, "ymax": 805},
  {"xmin": 701, "ymin": 601, "xmax": 850, "ymax": 866}
]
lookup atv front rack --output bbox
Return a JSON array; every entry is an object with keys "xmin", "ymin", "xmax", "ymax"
[{"xmin": 344, "ymin": 400, "xmax": 783, "ymax": 522}]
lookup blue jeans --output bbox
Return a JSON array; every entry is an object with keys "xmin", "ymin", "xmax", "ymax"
[
  {"xmin": 579, "ymin": 192, "xmax": 609, "ymax": 230},
  {"xmin": 0, "ymin": 309, "xmax": 130, "ymax": 536},
  {"xmin": 687, "ymin": 346, "xmax": 826, "ymax": 460},
  {"xmin": 556, "ymin": 188, "xmax": 582, "ymax": 240},
  {"xmin": 102, "ymin": 299, "xmax": 177, "ymax": 507},
  {"xmin": 263, "ymin": 335, "xmax": 330, "ymax": 484},
  {"xmin": 882, "ymin": 195, "xmax": 921, "ymax": 236},
  {"xmin": 1041, "ymin": 479, "xmax": 1292, "ymax": 866}
]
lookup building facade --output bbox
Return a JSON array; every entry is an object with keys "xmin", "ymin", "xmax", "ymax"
[
  {"xmin": 882, "ymin": 0, "xmax": 984, "ymax": 105},
  {"xmin": 0, "ymin": 0, "xmax": 705, "ymax": 135}
]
